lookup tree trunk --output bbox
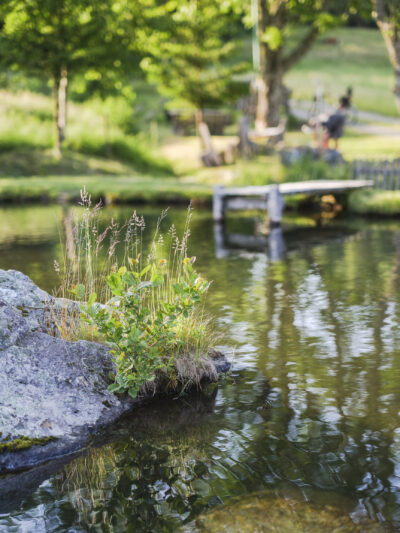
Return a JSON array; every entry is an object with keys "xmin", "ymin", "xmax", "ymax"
[
  {"xmin": 258, "ymin": 43, "xmax": 284, "ymax": 128},
  {"xmin": 255, "ymin": 0, "xmax": 319, "ymax": 128},
  {"xmin": 375, "ymin": 18, "xmax": 400, "ymax": 113},
  {"xmin": 265, "ymin": 72, "xmax": 284, "ymax": 128},
  {"xmin": 256, "ymin": 0, "xmax": 284, "ymax": 128},
  {"xmin": 53, "ymin": 66, "xmax": 68, "ymax": 154},
  {"xmin": 254, "ymin": 76, "xmax": 267, "ymax": 131}
]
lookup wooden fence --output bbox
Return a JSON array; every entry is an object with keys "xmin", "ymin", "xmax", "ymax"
[{"xmin": 352, "ymin": 159, "xmax": 400, "ymax": 190}]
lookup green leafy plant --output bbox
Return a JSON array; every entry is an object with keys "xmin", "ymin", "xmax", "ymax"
[
  {"xmin": 52, "ymin": 195, "xmax": 218, "ymax": 396},
  {"xmin": 72, "ymin": 256, "xmax": 210, "ymax": 398}
]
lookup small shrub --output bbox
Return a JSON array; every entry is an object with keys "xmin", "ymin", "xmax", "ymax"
[
  {"xmin": 53, "ymin": 192, "xmax": 216, "ymax": 397},
  {"xmin": 75, "ymin": 258, "xmax": 209, "ymax": 398}
]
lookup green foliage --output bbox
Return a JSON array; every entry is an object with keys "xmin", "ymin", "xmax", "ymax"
[
  {"xmin": 287, "ymin": 27, "xmax": 396, "ymax": 116},
  {"xmin": 140, "ymin": 0, "xmax": 249, "ymax": 109},
  {"xmin": 77, "ymin": 259, "xmax": 210, "ymax": 398},
  {"xmin": 0, "ymin": 0, "xmax": 138, "ymax": 148},
  {"xmin": 59, "ymin": 200, "xmax": 215, "ymax": 398},
  {"xmin": 283, "ymin": 157, "xmax": 350, "ymax": 182},
  {"xmin": 0, "ymin": 0, "xmax": 132, "ymax": 81}
]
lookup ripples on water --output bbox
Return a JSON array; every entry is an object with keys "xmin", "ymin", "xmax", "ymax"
[{"xmin": 1, "ymin": 205, "xmax": 400, "ymax": 531}]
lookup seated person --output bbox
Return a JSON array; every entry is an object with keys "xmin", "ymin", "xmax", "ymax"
[{"xmin": 322, "ymin": 96, "xmax": 350, "ymax": 150}]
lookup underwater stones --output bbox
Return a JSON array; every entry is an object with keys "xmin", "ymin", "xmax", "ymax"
[
  {"xmin": 190, "ymin": 491, "xmax": 385, "ymax": 532},
  {"xmin": 0, "ymin": 269, "xmax": 230, "ymax": 473}
]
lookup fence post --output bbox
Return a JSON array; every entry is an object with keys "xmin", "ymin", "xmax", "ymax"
[
  {"xmin": 389, "ymin": 160, "xmax": 394, "ymax": 190},
  {"xmin": 382, "ymin": 160, "xmax": 388, "ymax": 190}
]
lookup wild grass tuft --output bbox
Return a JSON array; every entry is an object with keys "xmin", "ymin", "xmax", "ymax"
[{"xmin": 51, "ymin": 191, "xmax": 218, "ymax": 395}]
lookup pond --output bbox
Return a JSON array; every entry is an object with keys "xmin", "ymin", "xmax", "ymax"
[{"xmin": 0, "ymin": 204, "xmax": 400, "ymax": 531}]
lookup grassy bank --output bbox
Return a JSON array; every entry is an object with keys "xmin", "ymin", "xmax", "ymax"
[
  {"xmin": 1, "ymin": 130, "xmax": 399, "ymax": 209},
  {"xmin": 0, "ymin": 175, "xmax": 212, "ymax": 204},
  {"xmin": 348, "ymin": 190, "xmax": 400, "ymax": 216}
]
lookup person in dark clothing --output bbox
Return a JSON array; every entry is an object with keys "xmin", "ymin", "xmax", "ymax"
[{"xmin": 322, "ymin": 96, "xmax": 350, "ymax": 150}]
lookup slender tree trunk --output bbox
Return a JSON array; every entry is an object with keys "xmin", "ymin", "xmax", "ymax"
[
  {"xmin": 52, "ymin": 66, "xmax": 68, "ymax": 154},
  {"xmin": 257, "ymin": 41, "xmax": 285, "ymax": 128},
  {"xmin": 265, "ymin": 71, "xmax": 284, "ymax": 127},
  {"xmin": 254, "ymin": 76, "xmax": 267, "ymax": 131},
  {"xmin": 256, "ymin": 0, "xmax": 285, "ymax": 128},
  {"xmin": 375, "ymin": 17, "xmax": 400, "ymax": 113}
]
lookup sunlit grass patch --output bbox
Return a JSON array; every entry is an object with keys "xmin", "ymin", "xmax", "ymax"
[{"xmin": 348, "ymin": 189, "xmax": 400, "ymax": 216}]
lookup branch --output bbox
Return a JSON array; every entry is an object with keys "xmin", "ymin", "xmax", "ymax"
[{"xmin": 282, "ymin": 25, "xmax": 319, "ymax": 72}]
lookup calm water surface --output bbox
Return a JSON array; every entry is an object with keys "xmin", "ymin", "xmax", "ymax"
[{"xmin": 1, "ymin": 205, "xmax": 400, "ymax": 531}]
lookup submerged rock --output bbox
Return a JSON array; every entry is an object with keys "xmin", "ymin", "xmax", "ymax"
[
  {"xmin": 188, "ymin": 491, "xmax": 385, "ymax": 532},
  {"xmin": 0, "ymin": 269, "xmax": 230, "ymax": 473}
]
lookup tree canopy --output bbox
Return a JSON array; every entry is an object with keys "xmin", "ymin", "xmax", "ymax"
[
  {"xmin": 0, "ymin": 0, "xmax": 136, "ymax": 150},
  {"xmin": 139, "ymin": 0, "xmax": 248, "ymax": 111}
]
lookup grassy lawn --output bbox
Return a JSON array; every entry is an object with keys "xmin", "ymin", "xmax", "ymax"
[{"xmin": 288, "ymin": 27, "xmax": 397, "ymax": 117}]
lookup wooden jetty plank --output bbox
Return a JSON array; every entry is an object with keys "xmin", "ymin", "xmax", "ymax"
[{"xmin": 219, "ymin": 179, "xmax": 373, "ymax": 198}]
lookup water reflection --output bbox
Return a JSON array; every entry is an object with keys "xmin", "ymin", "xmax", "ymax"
[
  {"xmin": 214, "ymin": 223, "xmax": 286, "ymax": 261},
  {"xmin": 213, "ymin": 218, "xmax": 358, "ymax": 261},
  {"xmin": 1, "ymin": 206, "xmax": 400, "ymax": 530}
]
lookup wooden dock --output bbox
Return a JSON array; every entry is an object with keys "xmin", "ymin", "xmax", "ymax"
[{"xmin": 213, "ymin": 179, "xmax": 373, "ymax": 225}]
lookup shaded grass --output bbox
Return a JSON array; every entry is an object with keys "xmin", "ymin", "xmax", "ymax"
[
  {"xmin": 0, "ymin": 175, "xmax": 212, "ymax": 204},
  {"xmin": 348, "ymin": 189, "xmax": 400, "ymax": 216},
  {"xmin": 0, "ymin": 149, "xmax": 140, "ymax": 177},
  {"xmin": 0, "ymin": 90, "xmax": 173, "ymax": 176}
]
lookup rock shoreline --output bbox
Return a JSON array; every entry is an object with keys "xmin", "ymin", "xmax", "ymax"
[{"xmin": 0, "ymin": 269, "xmax": 230, "ymax": 474}]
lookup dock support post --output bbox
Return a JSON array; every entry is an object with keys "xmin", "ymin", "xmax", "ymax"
[
  {"xmin": 269, "ymin": 226, "xmax": 285, "ymax": 261},
  {"xmin": 267, "ymin": 184, "xmax": 284, "ymax": 227},
  {"xmin": 213, "ymin": 223, "xmax": 229, "ymax": 259},
  {"xmin": 213, "ymin": 186, "xmax": 225, "ymax": 222}
]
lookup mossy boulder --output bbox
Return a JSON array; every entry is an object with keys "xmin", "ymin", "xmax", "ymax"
[{"xmin": 0, "ymin": 269, "xmax": 229, "ymax": 473}]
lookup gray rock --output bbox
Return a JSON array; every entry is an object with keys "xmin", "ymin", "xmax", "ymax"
[
  {"xmin": 0, "ymin": 269, "xmax": 230, "ymax": 473},
  {"xmin": 279, "ymin": 146, "xmax": 344, "ymax": 166},
  {"xmin": 0, "ymin": 269, "xmax": 78, "ymax": 335}
]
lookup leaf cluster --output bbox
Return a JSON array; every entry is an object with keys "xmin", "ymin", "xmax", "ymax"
[
  {"xmin": 73, "ymin": 257, "xmax": 210, "ymax": 398},
  {"xmin": 139, "ymin": 0, "xmax": 249, "ymax": 108}
]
